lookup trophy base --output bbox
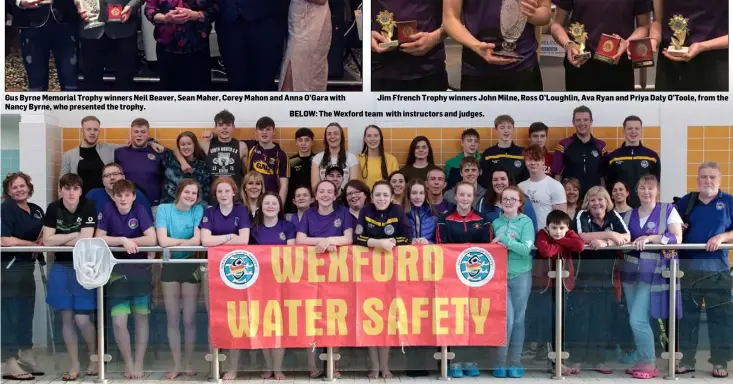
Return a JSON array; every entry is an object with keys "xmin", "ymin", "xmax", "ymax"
[
  {"xmin": 84, "ymin": 20, "xmax": 105, "ymax": 29},
  {"xmin": 593, "ymin": 52, "xmax": 616, "ymax": 64},
  {"xmin": 667, "ymin": 46, "xmax": 689, "ymax": 56},
  {"xmin": 493, "ymin": 49, "xmax": 522, "ymax": 59},
  {"xmin": 632, "ymin": 59, "xmax": 654, "ymax": 69},
  {"xmin": 572, "ymin": 52, "xmax": 592, "ymax": 61},
  {"xmin": 378, "ymin": 40, "xmax": 399, "ymax": 49}
]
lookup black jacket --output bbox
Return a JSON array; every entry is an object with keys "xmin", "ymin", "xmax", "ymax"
[
  {"xmin": 355, "ymin": 203, "xmax": 413, "ymax": 246},
  {"xmin": 604, "ymin": 142, "xmax": 660, "ymax": 208},
  {"xmin": 8, "ymin": 0, "xmax": 79, "ymax": 28}
]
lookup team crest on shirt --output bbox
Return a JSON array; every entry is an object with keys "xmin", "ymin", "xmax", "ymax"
[
  {"xmin": 647, "ymin": 221, "xmax": 656, "ymax": 230},
  {"xmin": 33, "ymin": 211, "xmax": 43, "ymax": 219},
  {"xmin": 147, "ymin": 153, "xmax": 156, "ymax": 160},
  {"xmin": 717, "ymin": 202, "xmax": 725, "ymax": 210},
  {"xmin": 640, "ymin": 160, "xmax": 649, "ymax": 168},
  {"xmin": 128, "ymin": 218, "xmax": 139, "ymax": 229},
  {"xmin": 334, "ymin": 219, "xmax": 342, "ymax": 228},
  {"xmin": 514, "ymin": 160, "xmax": 522, "ymax": 168},
  {"xmin": 355, "ymin": 224, "xmax": 363, "ymax": 235},
  {"xmin": 234, "ymin": 217, "xmax": 239, "ymax": 226},
  {"xmin": 456, "ymin": 247, "xmax": 496, "ymax": 287},
  {"xmin": 384, "ymin": 224, "xmax": 394, "ymax": 236},
  {"xmin": 86, "ymin": 217, "xmax": 95, "ymax": 224},
  {"xmin": 98, "ymin": 212, "xmax": 103, "ymax": 221},
  {"xmin": 279, "ymin": 232, "xmax": 286, "ymax": 241},
  {"xmin": 202, "ymin": 216, "xmax": 209, "ymax": 223},
  {"xmin": 473, "ymin": 223, "xmax": 480, "ymax": 229},
  {"xmin": 76, "ymin": 217, "xmax": 83, "ymax": 224},
  {"xmin": 591, "ymin": 150, "xmax": 599, "ymax": 158}
]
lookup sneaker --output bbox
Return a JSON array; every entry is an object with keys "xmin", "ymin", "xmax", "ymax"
[
  {"xmin": 448, "ymin": 363, "xmax": 463, "ymax": 378},
  {"xmin": 508, "ymin": 366, "xmax": 525, "ymax": 378},
  {"xmin": 463, "ymin": 362, "xmax": 480, "ymax": 377},
  {"xmin": 492, "ymin": 367, "xmax": 507, "ymax": 378}
]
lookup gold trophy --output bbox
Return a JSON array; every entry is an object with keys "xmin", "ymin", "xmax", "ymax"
[
  {"xmin": 376, "ymin": 10, "xmax": 399, "ymax": 49},
  {"xmin": 568, "ymin": 22, "xmax": 591, "ymax": 61},
  {"xmin": 667, "ymin": 15, "xmax": 689, "ymax": 56}
]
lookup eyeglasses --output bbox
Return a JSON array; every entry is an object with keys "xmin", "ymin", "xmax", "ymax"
[
  {"xmin": 501, "ymin": 197, "xmax": 519, "ymax": 204},
  {"xmin": 346, "ymin": 191, "xmax": 364, "ymax": 197},
  {"xmin": 102, "ymin": 172, "xmax": 123, "ymax": 179}
]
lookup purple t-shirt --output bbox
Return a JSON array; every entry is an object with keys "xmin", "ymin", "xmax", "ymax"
[
  {"xmin": 97, "ymin": 202, "xmax": 154, "ymax": 275},
  {"xmin": 297, "ymin": 205, "xmax": 354, "ymax": 238},
  {"xmin": 248, "ymin": 143, "xmax": 289, "ymax": 194},
  {"xmin": 661, "ymin": 0, "xmax": 728, "ymax": 46},
  {"xmin": 199, "ymin": 203, "xmax": 251, "ymax": 235},
  {"xmin": 461, "ymin": 0, "xmax": 538, "ymax": 74},
  {"xmin": 251, "ymin": 220, "xmax": 297, "ymax": 245},
  {"xmin": 553, "ymin": 0, "xmax": 651, "ymax": 51},
  {"xmin": 114, "ymin": 146, "xmax": 164, "ymax": 206},
  {"xmin": 372, "ymin": 0, "xmax": 446, "ymax": 80}
]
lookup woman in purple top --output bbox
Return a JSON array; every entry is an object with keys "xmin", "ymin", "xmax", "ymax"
[
  {"xmin": 199, "ymin": 177, "xmax": 251, "ymax": 381},
  {"xmin": 371, "ymin": 0, "xmax": 448, "ymax": 91},
  {"xmin": 296, "ymin": 179, "xmax": 354, "ymax": 378},
  {"xmin": 619, "ymin": 175, "xmax": 683, "ymax": 379},
  {"xmin": 250, "ymin": 192, "xmax": 296, "ymax": 379},
  {"xmin": 550, "ymin": 0, "xmax": 651, "ymax": 91},
  {"xmin": 443, "ymin": 0, "xmax": 551, "ymax": 91},
  {"xmin": 650, "ymin": 0, "xmax": 728, "ymax": 91},
  {"xmin": 286, "ymin": 186, "xmax": 314, "ymax": 228},
  {"xmin": 145, "ymin": 0, "xmax": 216, "ymax": 91}
]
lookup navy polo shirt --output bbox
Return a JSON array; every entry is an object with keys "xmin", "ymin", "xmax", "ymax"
[
  {"xmin": 676, "ymin": 191, "xmax": 733, "ymax": 272},
  {"xmin": 1, "ymin": 198, "xmax": 44, "ymax": 262}
]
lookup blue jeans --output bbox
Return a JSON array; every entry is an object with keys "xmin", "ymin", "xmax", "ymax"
[
  {"xmin": 1, "ymin": 262, "xmax": 37, "ymax": 360},
  {"xmin": 18, "ymin": 19, "xmax": 78, "ymax": 91},
  {"xmin": 623, "ymin": 282, "xmax": 655, "ymax": 363},
  {"xmin": 496, "ymin": 271, "xmax": 532, "ymax": 366}
]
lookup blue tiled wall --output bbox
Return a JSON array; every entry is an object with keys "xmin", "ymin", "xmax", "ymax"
[{"xmin": 1, "ymin": 149, "xmax": 20, "ymax": 177}]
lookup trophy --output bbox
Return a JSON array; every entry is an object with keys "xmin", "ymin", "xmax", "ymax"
[
  {"xmin": 396, "ymin": 20, "xmax": 417, "ymax": 44},
  {"xmin": 79, "ymin": 0, "xmax": 105, "ymax": 29},
  {"xmin": 376, "ymin": 10, "xmax": 399, "ymax": 49},
  {"xmin": 492, "ymin": 0, "xmax": 527, "ymax": 58},
  {"xmin": 593, "ymin": 33, "xmax": 621, "ymax": 64},
  {"xmin": 667, "ymin": 15, "xmax": 689, "ymax": 56},
  {"xmin": 107, "ymin": 4, "xmax": 123, "ymax": 22},
  {"xmin": 629, "ymin": 37, "xmax": 654, "ymax": 68},
  {"xmin": 38, "ymin": 0, "xmax": 52, "ymax": 6},
  {"xmin": 567, "ymin": 22, "xmax": 591, "ymax": 61}
]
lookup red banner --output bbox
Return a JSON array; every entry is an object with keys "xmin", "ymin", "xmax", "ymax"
[{"xmin": 208, "ymin": 244, "xmax": 507, "ymax": 349}]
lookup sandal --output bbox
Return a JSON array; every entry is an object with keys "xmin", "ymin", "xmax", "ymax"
[
  {"xmin": 62, "ymin": 372, "xmax": 80, "ymax": 381},
  {"xmin": 594, "ymin": 365, "xmax": 613, "ymax": 374},
  {"xmin": 713, "ymin": 366, "xmax": 729, "ymax": 378},
  {"xmin": 309, "ymin": 369, "xmax": 323, "ymax": 378},
  {"xmin": 18, "ymin": 361, "xmax": 45, "ymax": 376},
  {"xmin": 676, "ymin": 364, "xmax": 695, "ymax": 375},
  {"xmin": 632, "ymin": 368, "xmax": 659, "ymax": 379},
  {"xmin": 2, "ymin": 373, "xmax": 35, "ymax": 381}
]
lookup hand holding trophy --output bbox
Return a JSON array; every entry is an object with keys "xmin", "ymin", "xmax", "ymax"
[
  {"xmin": 492, "ymin": 0, "xmax": 527, "ymax": 60},
  {"xmin": 76, "ymin": 0, "xmax": 105, "ymax": 29},
  {"xmin": 568, "ymin": 22, "xmax": 592, "ymax": 61},
  {"xmin": 376, "ymin": 10, "xmax": 399, "ymax": 49},
  {"xmin": 667, "ymin": 15, "xmax": 689, "ymax": 56}
]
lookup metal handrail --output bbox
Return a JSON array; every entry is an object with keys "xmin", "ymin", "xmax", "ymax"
[{"xmin": 3, "ymin": 243, "xmax": 733, "ymax": 254}]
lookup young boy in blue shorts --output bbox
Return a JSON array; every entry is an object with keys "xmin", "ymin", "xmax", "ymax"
[
  {"xmin": 42, "ymin": 173, "xmax": 98, "ymax": 380},
  {"xmin": 94, "ymin": 180, "xmax": 157, "ymax": 379}
]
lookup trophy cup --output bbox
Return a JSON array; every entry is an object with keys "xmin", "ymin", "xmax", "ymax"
[
  {"xmin": 667, "ymin": 15, "xmax": 689, "ymax": 56},
  {"xmin": 79, "ymin": 0, "xmax": 105, "ymax": 29},
  {"xmin": 376, "ymin": 10, "xmax": 399, "ymax": 49},
  {"xmin": 629, "ymin": 37, "xmax": 654, "ymax": 68},
  {"xmin": 396, "ymin": 20, "xmax": 417, "ymax": 44},
  {"xmin": 568, "ymin": 22, "xmax": 592, "ymax": 61},
  {"xmin": 593, "ymin": 33, "xmax": 621, "ymax": 64},
  {"xmin": 493, "ymin": 0, "xmax": 527, "ymax": 58}
]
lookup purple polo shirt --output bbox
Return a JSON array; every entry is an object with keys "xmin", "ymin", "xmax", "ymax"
[
  {"xmin": 114, "ymin": 146, "xmax": 164, "ymax": 206},
  {"xmin": 461, "ymin": 0, "xmax": 538, "ymax": 74},
  {"xmin": 553, "ymin": 0, "xmax": 651, "ymax": 51},
  {"xmin": 297, "ymin": 205, "xmax": 354, "ymax": 237},
  {"xmin": 372, "ymin": 0, "xmax": 446, "ymax": 80},
  {"xmin": 248, "ymin": 143, "xmax": 289, "ymax": 194},
  {"xmin": 251, "ymin": 220, "xmax": 297, "ymax": 245},
  {"xmin": 97, "ymin": 202, "xmax": 154, "ymax": 275},
  {"xmin": 199, "ymin": 203, "xmax": 251, "ymax": 235},
  {"xmin": 661, "ymin": 0, "xmax": 728, "ymax": 46}
]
